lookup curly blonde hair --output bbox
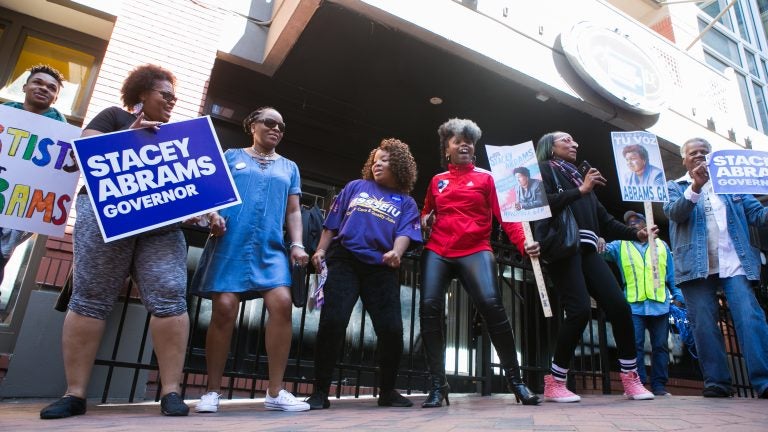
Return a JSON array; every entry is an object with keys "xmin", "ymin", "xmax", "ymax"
[{"xmin": 361, "ymin": 138, "xmax": 418, "ymax": 193}]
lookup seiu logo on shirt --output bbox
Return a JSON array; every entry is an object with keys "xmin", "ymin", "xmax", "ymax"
[
  {"xmin": 349, "ymin": 192, "xmax": 402, "ymax": 218},
  {"xmin": 438, "ymin": 179, "xmax": 449, "ymax": 193}
]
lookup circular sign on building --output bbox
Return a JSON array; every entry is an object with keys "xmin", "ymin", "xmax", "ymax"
[{"xmin": 561, "ymin": 21, "xmax": 668, "ymax": 115}]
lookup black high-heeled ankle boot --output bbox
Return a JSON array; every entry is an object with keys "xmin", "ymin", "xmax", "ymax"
[
  {"xmin": 507, "ymin": 375, "xmax": 541, "ymax": 405},
  {"xmin": 422, "ymin": 377, "xmax": 450, "ymax": 408}
]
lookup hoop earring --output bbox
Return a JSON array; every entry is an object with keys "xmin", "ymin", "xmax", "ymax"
[
  {"xmin": 472, "ymin": 155, "xmax": 477, "ymax": 163},
  {"xmin": 445, "ymin": 154, "xmax": 451, "ymax": 162}
]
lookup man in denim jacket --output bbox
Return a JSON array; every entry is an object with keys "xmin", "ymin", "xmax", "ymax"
[{"xmin": 664, "ymin": 137, "xmax": 768, "ymax": 399}]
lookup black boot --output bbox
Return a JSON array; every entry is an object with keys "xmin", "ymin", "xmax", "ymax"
[
  {"xmin": 506, "ymin": 368, "xmax": 540, "ymax": 406},
  {"xmin": 420, "ymin": 325, "xmax": 450, "ymax": 408},
  {"xmin": 422, "ymin": 375, "xmax": 450, "ymax": 408}
]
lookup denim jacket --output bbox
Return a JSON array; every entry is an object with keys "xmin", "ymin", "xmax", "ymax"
[{"xmin": 664, "ymin": 179, "xmax": 768, "ymax": 285}]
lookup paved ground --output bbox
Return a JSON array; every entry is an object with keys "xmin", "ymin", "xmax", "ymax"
[{"xmin": 1, "ymin": 393, "xmax": 766, "ymax": 431}]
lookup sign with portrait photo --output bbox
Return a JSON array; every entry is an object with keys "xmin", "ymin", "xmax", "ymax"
[
  {"xmin": 486, "ymin": 142, "xmax": 551, "ymax": 222},
  {"xmin": 611, "ymin": 131, "xmax": 668, "ymax": 202},
  {"xmin": 72, "ymin": 116, "xmax": 241, "ymax": 242}
]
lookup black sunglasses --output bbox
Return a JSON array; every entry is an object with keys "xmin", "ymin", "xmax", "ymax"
[
  {"xmin": 256, "ymin": 118, "xmax": 286, "ymax": 132},
  {"xmin": 153, "ymin": 89, "xmax": 178, "ymax": 103}
]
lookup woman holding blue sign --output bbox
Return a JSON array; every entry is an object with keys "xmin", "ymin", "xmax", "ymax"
[
  {"xmin": 190, "ymin": 106, "xmax": 310, "ymax": 413},
  {"xmin": 41, "ymin": 64, "xmax": 190, "ymax": 419}
]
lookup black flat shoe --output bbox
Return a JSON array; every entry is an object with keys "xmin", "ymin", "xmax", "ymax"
[
  {"xmin": 40, "ymin": 395, "xmax": 87, "ymax": 419},
  {"xmin": 702, "ymin": 386, "xmax": 731, "ymax": 398},
  {"xmin": 378, "ymin": 390, "xmax": 413, "ymax": 407},
  {"xmin": 306, "ymin": 390, "xmax": 330, "ymax": 410},
  {"xmin": 160, "ymin": 392, "xmax": 190, "ymax": 416}
]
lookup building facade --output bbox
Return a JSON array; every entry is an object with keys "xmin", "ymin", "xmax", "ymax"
[{"xmin": 1, "ymin": 0, "xmax": 766, "ymax": 398}]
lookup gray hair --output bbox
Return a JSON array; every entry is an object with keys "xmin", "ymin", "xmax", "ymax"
[
  {"xmin": 437, "ymin": 118, "xmax": 482, "ymax": 168},
  {"xmin": 680, "ymin": 137, "xmax": 712, "ymax": 158}
]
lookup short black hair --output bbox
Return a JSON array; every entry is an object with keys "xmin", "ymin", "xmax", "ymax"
[
  {"xmin": 26, "ymin": 64, "xmax": 65, "ymax": 87},
  {"xmin": 512, "ymin": 166, "xmax": 530, "ymax": 177}
]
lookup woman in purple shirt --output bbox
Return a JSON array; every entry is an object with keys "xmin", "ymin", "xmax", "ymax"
[{"xmin": 305, "ymin": 138, "xmax": 422, "ymax": 410}]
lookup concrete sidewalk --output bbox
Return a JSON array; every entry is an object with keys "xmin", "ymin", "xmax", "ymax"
[{"xmin": 1, "ymin": 393, "xmax": 766, "ymax": 431}]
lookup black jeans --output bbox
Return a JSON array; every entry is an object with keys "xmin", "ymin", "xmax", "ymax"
[
  {"xmin": 419, "ymin": 249, "xmax": 521, "ymax": 376},
  {"xmin": 547, "ymin": 249, "xmax": 635, "ymax": 368},
  {"xmin": 313, "ymin": 245, "xmax": 404, "ymax": 392}
]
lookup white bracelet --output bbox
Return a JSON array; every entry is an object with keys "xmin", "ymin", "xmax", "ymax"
[{"xmin": 290, "ymin": 243, "xmax": 305, "ymax": 249}]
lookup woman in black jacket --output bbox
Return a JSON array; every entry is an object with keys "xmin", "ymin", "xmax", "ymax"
[{"xmin": 535, "ymin": 131, "xmax": 654, "ymax": 402}]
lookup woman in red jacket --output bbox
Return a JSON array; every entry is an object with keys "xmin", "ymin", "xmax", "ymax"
[{"xmin": 419, "ymin": 118, "xmax": 541, "ymax": 407}]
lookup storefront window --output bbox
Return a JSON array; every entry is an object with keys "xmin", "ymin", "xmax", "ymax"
[
  {"xmin": 701, "ymin": 0, "xmax": 735, "ymax": 30},
  {"xmin": 0, "ymin": 36, "xmax": 96, "ymax": 118},
  {"xmin": 758, "ymin": 0, "xmax": 768, "ymax": 43},
  {"xmin": 752, "ymin": 81, "xmax": 768, "ymax": 131},
  {"xmin": 747, "ymin": 49, "xmax": 759, "ymax": 76},
  {"xmin": 700, "ymin": 19, "xmax": 743, "ymax": 66},
  {"xmin": 737, "ymin": 72, "xmax": 757, "ymax": 128},
  {"xmin": 734, "ymin": 1, "xmax": 751, "ymax": 43},
  {"xmin": 704, "ymin": 51, "xmax": 731, "ymax": 72}
]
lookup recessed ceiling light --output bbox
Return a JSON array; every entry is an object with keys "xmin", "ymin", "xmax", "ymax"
[{"xmin": 429, "ymin": 97, "xmax": 443, "ymax": 105}]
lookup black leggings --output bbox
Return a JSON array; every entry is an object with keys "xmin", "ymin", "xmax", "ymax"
[
  {"xmin": 547, "ymin": 249, "xmax": 635, "ymax": 368},
  {"xmin": 419, "ymin": 249, "xmax": 520, "ymax": 374},
  {"xmin": 314, "ymin": 245, "xmax": 403, "ymax": 392}
]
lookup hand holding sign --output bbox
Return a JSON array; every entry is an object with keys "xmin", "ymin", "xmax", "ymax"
[
  {"xmin": 691, "ymin": 161, "xmax": 709, "ymax": 192},
  {"xmin": 130, "ymin": 112, "xmax": 164, "ymax": 132},
  {"xmin": 72, "ymin": 116, "xmax": 241, "ymax": 242},
  {"xmin": 486, "ymin": 142, "xmax": 552, "ymax": 317}
]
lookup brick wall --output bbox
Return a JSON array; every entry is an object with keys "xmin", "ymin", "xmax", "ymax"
[
  {"xmin": 84, "ymin": 0, "xmax": 225, "ymax": 124},
  {"xmin": 37, "ymin": 0, "xmax": 226, "ymax": 287},
  {"xmin": 651, "ymin": 15, "xmax": 676, "ymax": 44}
]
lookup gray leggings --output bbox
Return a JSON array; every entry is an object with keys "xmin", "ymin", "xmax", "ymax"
[{"xmin": 69, "ymin": 194, "xmax": 188, "ymax": 320}]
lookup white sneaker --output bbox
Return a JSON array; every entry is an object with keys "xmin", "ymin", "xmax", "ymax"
[
  {"xmin": 265, "ymin": 389, "xmax": 310, "ymax": 412},
  {"xmin": 195, "ymin": 391, "xmax": 221, "ymax": 413}
]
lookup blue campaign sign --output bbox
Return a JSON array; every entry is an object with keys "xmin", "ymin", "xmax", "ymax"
[
  {"xmin": 708, "ymin": 149, "xmax": 768, "ymax": 195},
  {"xmin": 72, "ymin": 116, "xmax": 241, "ymax": 242}
]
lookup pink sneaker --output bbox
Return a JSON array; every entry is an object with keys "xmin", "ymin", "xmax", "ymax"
[
  {"xmin": 543, "ymin": 374, "xmax": 581, "ymax": 403},
  {"xmin": 620, "ymin": 371, "xmax": 654, "ymax": 400}
]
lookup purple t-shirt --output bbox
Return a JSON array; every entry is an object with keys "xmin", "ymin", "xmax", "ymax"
[{"xmin": 325, "ymin": 179, "xmax": 422, "ymax": 265}]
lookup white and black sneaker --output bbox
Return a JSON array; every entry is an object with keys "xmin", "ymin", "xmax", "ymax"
[{"xmin": 265, "ymin": 389, "xmax": 310, "ymax": 412}]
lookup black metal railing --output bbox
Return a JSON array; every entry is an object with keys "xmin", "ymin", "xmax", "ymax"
[{"xmin": 34, "ymin": 225, "xmax": 755, "ymax": 402}]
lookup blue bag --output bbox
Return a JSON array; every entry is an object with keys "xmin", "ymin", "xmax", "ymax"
[{"xmin": 669, "ymin": 303, "xmax": 697, "ymax": 358}]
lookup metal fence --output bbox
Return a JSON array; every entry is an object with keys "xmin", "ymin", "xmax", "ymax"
[{"xmin": 50, "ymin": 226, "xmax": 757, "ymax": 402}]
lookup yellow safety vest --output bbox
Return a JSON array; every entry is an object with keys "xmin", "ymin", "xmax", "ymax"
[{"xmin": 619, "ymin": 239, "xmax": 667, "ymax": 303}]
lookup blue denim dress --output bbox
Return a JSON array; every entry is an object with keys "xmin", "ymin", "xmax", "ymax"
[{"xmin": 190, "ymin": 148, "xmax": 301, "ymax": 299}]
